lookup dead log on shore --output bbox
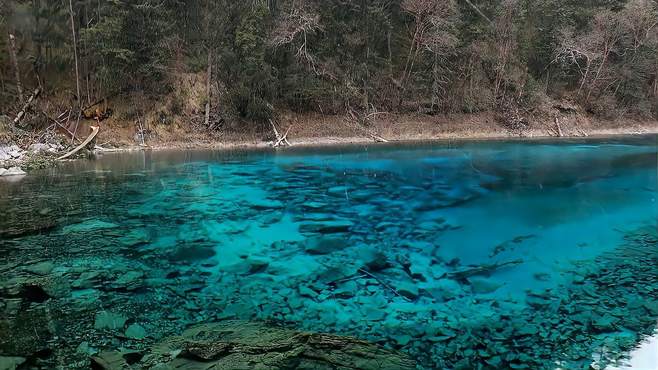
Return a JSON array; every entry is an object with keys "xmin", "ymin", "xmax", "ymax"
[
  {"xmin": 57, "ymin": 125, "xmax": 99, "ymax": 160},
  {"xmin": 269, "ymin": 119, "xmax": 292, "ymax": 147},
  {"xmin": 554, "ymin": 115, "xmax": 564, "ymax": 137},
  {"xmin": 38, "ymin": 110, "xmax": 83, "ymax": 146},
  {"xmin": 12, "ymin": 88, "xmax": 41, "ymax": 126},
  {"xmin": 345, "ymin": 107, "xmax": 390, "ymax": 143}
]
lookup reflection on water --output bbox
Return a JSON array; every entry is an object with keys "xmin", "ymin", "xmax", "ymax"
[{"xmin": 0, "ymin": 136, "xmax": 657, "ymax": 369}]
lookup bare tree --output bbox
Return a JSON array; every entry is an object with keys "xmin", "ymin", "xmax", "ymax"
[
  {"xmin": 555, "ymin": 11, "xmax": 623, "ymax": 102},
  {"xmin": 7, "ymin": 33, "xmax": 23, "ymax": 104},
  {"xmin": 68, "ymin": 0, "xmax": 81, "ymax": 105},
  {"xmin": 400, "ymin": 0, "xmax": 457, "ymax": 108},
  {"xmin": 556, "ymin": 1, "xmax": 657, "ymax": 105},
  {"xmin": 203, "ymin": 0, "xmax": 213, "ymax": 127},
  {"xmin": 204, "ymin": 50, "xmax": 212, "ymax": 127},
  {"xmin": 491, "ymin": 0, "xmax": 519, "ymax": 99},
  {"xmin": 270, "ymin": 2, "xmax": 327, "ymax": 77},
  {"xmin": 620, "ymin": 0, "xmax": 658, "ymax": 59},
  {"xmin": 69, "ymin": 0, "xmax": 82, "ymax": 143},
  {"xmin": 554, "ymin": 32, "xmax": 594, "ymax": 94},
  {"xmin": 0, "ymin": 1, "xmax": 23, "ymax": 104},
  {"xmin": 584, "ymin": 11, "xmax": 624, "ymax": 102}
]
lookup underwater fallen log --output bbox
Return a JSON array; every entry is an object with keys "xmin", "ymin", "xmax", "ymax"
[
  {"xmin": 57, "ymin": 125, "xmax": 99, "ymax": 160},
  {"xmin": 489, "ymin": 235, "xmax": 536, "ymax": 257},
  {"xmin": 91, "ymin": 320, "xmax": 416, "ymax": 369},
  {"xmin": 446, "ymin": 259, "xmax": 523, "ymax": 282},
  {"xmin": 357, "ymin": 268, "xmax": 411, "ymax": 302}
]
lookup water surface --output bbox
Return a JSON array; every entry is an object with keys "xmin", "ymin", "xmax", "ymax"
[{"xmin": 1, "ymin": 136, "xmax": 657, "ymax": 369}]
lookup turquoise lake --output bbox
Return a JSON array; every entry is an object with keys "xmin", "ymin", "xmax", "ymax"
[{"xmin": 1, "ymin": 136, "xmax": 657, "ymax": 369}]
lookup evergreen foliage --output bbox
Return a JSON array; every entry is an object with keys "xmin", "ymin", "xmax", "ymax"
[{"xmin": 1, "ymin": 0, "xmax": 656, "ymax": 124}]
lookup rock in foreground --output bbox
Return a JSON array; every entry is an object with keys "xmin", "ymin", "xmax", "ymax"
[{"xmin": 91, "ymin": 320, "xmax": 416, "ymax": 370}]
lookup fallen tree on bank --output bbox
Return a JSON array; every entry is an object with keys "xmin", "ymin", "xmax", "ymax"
[{"xmin": 57, "ymin": 125, "xmax": 99, "ymax": 160}]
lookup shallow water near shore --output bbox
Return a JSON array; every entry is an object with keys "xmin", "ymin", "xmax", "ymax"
[{"xmin": 1, "ymin": 136, "xmax": 657, "ymax": 369}]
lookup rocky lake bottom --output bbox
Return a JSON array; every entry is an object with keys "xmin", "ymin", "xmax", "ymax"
[{"xmin": 0, "ymin": 136, "xmax": 657, "ymax": 369}]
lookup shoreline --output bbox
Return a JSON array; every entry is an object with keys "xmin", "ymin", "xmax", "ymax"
[
  {"xmin": 97, "ymin": 126, "xmax": 658, "ymax": 154},
  {"xmin": 2, "ymin": 116, "xmax": 657, "ymax": 172}
]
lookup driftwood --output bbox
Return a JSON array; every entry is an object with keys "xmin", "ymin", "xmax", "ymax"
[
  {"xmin": 577, "ymin": 126, "xmax": 588, "ymax": 137},
  {"xmin": 345, "ymin": 107, "xmax": 389, "ymax": 143},
  {"xmin": 91, "ymin": 321, "xmax": 416, "ymax": 370},
  {"xmin": 12, "ymin": 88, "xmax": 41, "ymax": 126},
  {"xmin": 57, "ymin": 125, "xmax": 99, "ymax": 160},
  {"xmin": 39, "ymin": 110, "xmax": 81, "ymax": 144},
  {"xmin": 269, "ymin": 119, "xmax": 292, "ymax": 147},
  {"xmin": 136, "ymin": 114, "xmax": 147, "ymax": 147},
  {"xmin": 554, "ymin": 116, "xmax": 564, "ymax": 137},
  {"xmin": 446, "ymin": 259, "xmax": 523, "ymax": 282}
]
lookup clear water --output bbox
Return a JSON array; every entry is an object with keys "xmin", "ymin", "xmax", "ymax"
[{"xmin": 1, "ymin": 136, "xmax": 657, "ymax": 369}]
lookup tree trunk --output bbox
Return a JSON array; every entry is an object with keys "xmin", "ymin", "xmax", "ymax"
[
  {"xmin": 387, "ymin": 28, "xmax": 393, "ymax": 76},
  {"xmin": 586, "ymin": 44, "xmax": 612, "ymax": 103},
  {"xmin": 204, "ymin": 49, "xmax": 212, "ymax": 127},
  {"xmin": 12, "ymin": 88, "xmax": 41, "ymax": 127},
  {"xmin": 464, "ymin": 0, "xmax": 493, "ymax": 24},
  {"xmin": 431, "ymin": 53, "xmax": 440, "ymax": 112},
  {"xmin": 7, "ymin": 33, "xmax": 23, "ymax": 103},
  {"xmin": 68, "ymin": 0, "xmax": 81, "ymax": 107},
  {"xmin": 578, "ymin": 57, "xmax": 591, "ymax": 95}
]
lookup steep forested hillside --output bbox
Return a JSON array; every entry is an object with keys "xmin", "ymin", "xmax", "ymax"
[{"xmin": 1, "ymin": 0, "xmax": 657, "ymax": 141}]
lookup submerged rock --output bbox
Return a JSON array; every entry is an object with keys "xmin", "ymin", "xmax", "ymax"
[
  {"xmin": 118, "ymin": 229, "xmax": 150, "ymax": 247},
  {"xmin": 125, "ymin": 324, "xmax": 147, "ymax": 340},
  {"xmin": 298, "ymin": 285, "xmax": 319, "ymax": 298},
  {"xmin": 397, "ymin": 282, "xmax": 419, "ymax": 301},
  {"xmin": 0, "ymin": 167, "xmax": 26, "ymax": 177},
  {"xmin": 94, "ymin": 311, "xmax": 127, "ymax": 331},
  {"xmin": 170, "ymin": 244, "xmax": 216, "ymax": 262},
  {"xmin": 24, "ymin": 262, "xmax": 54, "ymax": 276},
  {"xmin": 113, "ymin": 271, "xmax": 144, "ymax": 291},
  {"xmin": 358, "ymin": 246, "xmax": 390, "ymax": 272},
  {"xmin": 62, "ymin": 220, "xmax": 119, "ymax": 233},
  {"xmin": 20, "ymin": 284, "xmax": 51, "ymax": 303},
  {"xmin": 91, "ymin": 321, "xmax": 416, "ymax": 369},
  {"xmin": 249, "ymin": 198, "xmax": 284, "ymax": 210},
  {"xmin": 468, "ymin": 277, "xmax": 504, "ymax": 294},
  {"xmin": 76, "ymin": 341, "xmax": 98, "ymax": 356},
  {"xmin": 0, "ymin": 356, "xmax": 26, "ymax": 370},
  {"xmin": 304, "ymin": 236, "xmax": 348, "ymax": 255},
  {"xmin": 300, "ymin": 219, "xmax": 354, "ymax": 234},
  {"xmin": 246, "ymin": 259, "xmax": 269, "ymax": 274}
]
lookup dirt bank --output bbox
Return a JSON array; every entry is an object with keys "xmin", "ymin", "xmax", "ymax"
[{"xmin": 93, "ymin": 111, "xmax": 658, "ymax": 151}]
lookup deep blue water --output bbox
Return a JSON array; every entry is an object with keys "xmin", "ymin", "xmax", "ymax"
[{"xmin": 0, "ymin": 136, "xmax": 657, "ymax": 369}]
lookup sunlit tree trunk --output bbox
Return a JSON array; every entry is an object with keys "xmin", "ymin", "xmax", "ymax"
[
  {"xmin": 7, "ymin": 33, "xmax": 23, "ymax": 103},
  {"xmin": 69, "ymin": 0, "xmax": 82, "ymax": 143},
  {"xmin": 205, "ymin": 50, "xmax": 212, "ymax": 127},
  {"xmin": 68, "ymin": 0, "xmax": 81, "ymax": 106}
]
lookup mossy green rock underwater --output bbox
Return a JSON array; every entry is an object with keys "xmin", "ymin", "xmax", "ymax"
[
  {"xmin": 90, "ymin": 320, "xmax": 416, "ymax": 369},
  {"xmin": 0, "ymin": 137, "xmax": 657, "ymax": 369}
]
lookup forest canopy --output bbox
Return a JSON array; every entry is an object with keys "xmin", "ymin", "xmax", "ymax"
[{"xmin": 1, "ymin": 0, "xmax": 657, "ymax": 129}]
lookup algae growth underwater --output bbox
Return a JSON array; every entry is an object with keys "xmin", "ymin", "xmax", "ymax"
[{"xmin": 0, "ymin": 135, "xmax": 657, "ymax": 369}]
